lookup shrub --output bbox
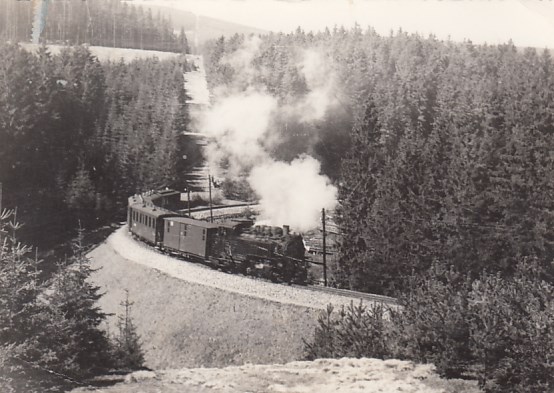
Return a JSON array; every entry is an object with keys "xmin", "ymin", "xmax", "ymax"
[
  {"xmin": 468, "ymin": 260, "xmax": 554, "ymax": 392},
  {"xmin": 304, "ymin": 259, "xmax": 554, "ymax": 392},
  {"xmin": 112, "ymin": 292, "xmax": 145, "ymax": 371},
  {"xmin": 392, "ymin": 265, "xmax": 475, "ymax": 378},
  {"xmin": 304, "ymin": 301, "xmax": 394, "ymax": 360},
  {"xmin": 221, "ymin": 178, "xmax": 255, "ymax": 201}
]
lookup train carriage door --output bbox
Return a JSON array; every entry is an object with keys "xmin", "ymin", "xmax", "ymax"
[{"xmin": 179, "ymin": 222, "xmax": 186, "ymax": 251}]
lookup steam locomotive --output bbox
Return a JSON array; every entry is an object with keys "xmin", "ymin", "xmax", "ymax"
[{"xmin": 127, "ymin": 190, "xmax": 308, "ymax": 284}]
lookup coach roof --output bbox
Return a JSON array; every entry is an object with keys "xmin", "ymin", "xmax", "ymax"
[{"xmin": 130, "ymin": 203, "xmax": 177, "ymax": 218}]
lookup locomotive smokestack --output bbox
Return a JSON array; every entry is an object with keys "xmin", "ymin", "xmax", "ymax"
[{"xmin": 283, "ymin": 225, "xmax": 290, "ymax": 236}]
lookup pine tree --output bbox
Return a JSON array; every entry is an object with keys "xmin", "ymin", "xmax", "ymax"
[
  {"xmin": 179, "ymin": 26, "xmax": 189, "ymax": 54},
  {"xmin": 34, "ymin": 227, "xmax": 113, "ymax": 380},
  {"xmin": 112, "ymin": 290, "xmax": 144, "ymax": 371},
  {"xmin": 65, "ymin": 165, "xmax": 97, "ymax": 226},
  {"xmin": 335, "ymin": 101, "xmax": 388, "ymax": 293},
  {"xmin": 0, "ymin": 209, "xmax": 57, "ymax": 392}
]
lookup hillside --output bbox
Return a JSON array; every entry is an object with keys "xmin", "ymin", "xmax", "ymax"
[
  {"xmin": 135, "ymin": 2, "xmax": 267, "ymax": 49},
  {"xmin": 87, "ymin": 227, "xmax": 363, "ymax": 369}
]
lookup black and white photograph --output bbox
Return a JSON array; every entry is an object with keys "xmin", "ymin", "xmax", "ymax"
[{"xmin": 0, "ymin": 0, "xmax": 553, "ymax": 392}]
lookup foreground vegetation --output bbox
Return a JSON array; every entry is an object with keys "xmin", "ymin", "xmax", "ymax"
[
  {"xmin": 0, "ymin": 212, "xmax": 144, "ymax": 392},
  {"xmin": 304, "ymin": 259, "xmax": 553, "ymax": 392}
]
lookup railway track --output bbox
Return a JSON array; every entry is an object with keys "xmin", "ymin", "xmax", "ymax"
[{"xmin": 292, "ymin": 284, "xmax": 398, "ymax": 306}]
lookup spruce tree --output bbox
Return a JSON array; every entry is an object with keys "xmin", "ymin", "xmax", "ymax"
[
  {"xmin": 113, "ymin": 290, "xmax": 145, "ymax": 371},
  {"xmin": 35, "ymin": 228, "xmax": 113, "ymax": 380}
]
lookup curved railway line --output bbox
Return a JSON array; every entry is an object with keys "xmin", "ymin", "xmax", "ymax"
[
  {"xmin": 158, "ymin": 202, "xmax": 398, "ymax": 306},
  {"xmin": 291, "ymin": 284, "xmax": 397, "ymax": 305}
]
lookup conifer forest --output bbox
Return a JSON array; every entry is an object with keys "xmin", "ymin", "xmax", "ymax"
[{"xmin": 204, "ymin": 29, "xmax": 553, "ymax": 294}]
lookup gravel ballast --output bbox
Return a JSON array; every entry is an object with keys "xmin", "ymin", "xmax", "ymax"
[{"xmin": 104, "ymin": 226, "xmax": 388, "ymax": 310}]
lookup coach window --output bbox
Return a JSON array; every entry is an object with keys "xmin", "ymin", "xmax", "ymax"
[
  {"xmin": 202, "ymin": 229, "xmax": 206, "ymax": 241},
  {"xmin": 167, "ymin": 221, "xmax": 170, "ymax": 232}
]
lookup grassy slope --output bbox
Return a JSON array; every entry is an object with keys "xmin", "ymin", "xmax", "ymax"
[{"xmin": 88, "ymin": 242, "xmax": 320, "ymax": 369}]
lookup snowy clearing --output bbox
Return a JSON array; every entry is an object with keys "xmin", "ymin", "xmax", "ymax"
[
  {"xmin": 184, "ymin": 54, "xmax": 211, "ymax": 105},
  {"xmin": 73, "ymin": 358, "xmax": 482, "ymax": 393},
  {"xmin": 107, "ymin": 226, "xmax": 391, "ymax": 310},
  {"xmin": 20, "ymin": 43, "xmax": 182, "ymax": 62}
]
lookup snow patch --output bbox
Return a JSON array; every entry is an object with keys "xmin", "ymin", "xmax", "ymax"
[{"xmin": 113, "ymin": 358, "xmax": 481, "ymax": 393}]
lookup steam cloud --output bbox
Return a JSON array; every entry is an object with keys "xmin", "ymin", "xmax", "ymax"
[
  {"xmin": 289, "ymin": 49, "xmax": 338, "ymax": 122},
  {"xmin": 249, "ymin": 156, "xmax": 337, "ymax": 232},
  {"xmin": 198, "ymin": 37, "xmax": 339, "ymax": 231},
  {"xmin": 200, "ymin": 89, "xmax": 278, "ymax": 176}
]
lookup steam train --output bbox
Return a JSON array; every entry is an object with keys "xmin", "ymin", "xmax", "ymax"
[{"xmin": 127, "ymin": 190, "xmax": 308, "ymax": 284}]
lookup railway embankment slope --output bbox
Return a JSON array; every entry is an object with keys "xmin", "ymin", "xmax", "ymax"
[{"xmin": 87, "ymin": 227, "xmax": 362, "ymax": 369}]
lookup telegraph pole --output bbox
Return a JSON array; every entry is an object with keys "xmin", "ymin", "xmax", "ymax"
[
  {"xmin": 208, "ymin": 174, "xmax": 213, "ymax": 223},
  {"xmin": 187, "ymin": 187, "xmax": 191, "ymax": 217},
  {"xmin": 322, "ymin": 208, "xmax": 327, "ymax": 287}
]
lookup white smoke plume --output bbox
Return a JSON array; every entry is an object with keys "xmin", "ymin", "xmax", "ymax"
[
  {"xmin": 220, "ymin": 35, "xmax": 263, "ymax": 89},
  {"xmin": 289, "ymin": 48, "xmax": 338, "ymax": 122},
  {"xmin": 200, "ymin": 89, "xmax": 278, "ymax": 176},
  {"xmin": 197, "ymin": 37, "xmax": 339, "ymax": 231},
  {"xmin": 249, "ymin": 156, "xmax": 337, "ymax": 232}
]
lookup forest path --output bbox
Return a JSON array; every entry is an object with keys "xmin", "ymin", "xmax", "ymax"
[{"xmin": 182, "ymin": 54, "xmax": 214, "ymax": 195}]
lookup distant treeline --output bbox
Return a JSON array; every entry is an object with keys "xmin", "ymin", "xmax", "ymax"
[
  {"xmin": 0, "ymin": 0, "xmax": 189, "ymax": 53},
  {"xmin": 0, "ymin": 44, "xmax": 192, "ymax": 246},
  {"xmin": 204, "ymin": 27, "xmax": 553, "ymax": 294}
]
